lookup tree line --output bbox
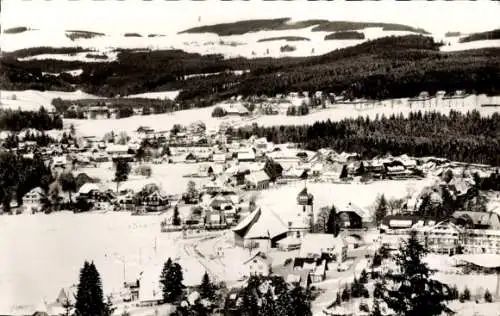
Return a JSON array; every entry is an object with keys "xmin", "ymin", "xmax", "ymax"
[
  {"xmin": 2, "ymin": 36, "xmax": 499, "ymax": 106},
  {"xmin": 232, "ymin": 110, "xmax": 500, "ymax": 166},
  {"xmin": 0, "ymin": 107, "xmax": 63, "ymax": 131}
]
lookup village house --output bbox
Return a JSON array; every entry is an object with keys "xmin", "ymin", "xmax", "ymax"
[
  {"xmin": 245, "ymin": 170, "xmax": 271, "ymax": 190},
  {"xmin": 298, "ymin": 233, "xmax": 348, "ymax": 262},
  {"xmin": 134, "ymin": 189, "xmax": 170, "ymax": 214},
  {"xmin": 22, "ymin": 187, "xmax": 45, "ymax": 214},
  {"xmin": 337, "ymin": 202, "xmax": 366, "ymax": 229},
  {"xmin": 232, "ymin": 208, "xmax": 288, "ymax": 251},
  {"xmin": 242, "ymin": 252, "xmax": 273, "ymax": 278},
  {"xmin": 223, "ymin": 102, "xmax": 250, "ymax": 116}
]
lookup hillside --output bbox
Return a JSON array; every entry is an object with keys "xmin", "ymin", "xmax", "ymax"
[
  {"xmin": 179, "ymin": 18, "xmax": 429, "ymax": 36},
  {"xmin": 324, "ymin": 31, "xmax": 365, "ymax": 40},
  {"xmin": 257, "ymin": 36, "xmax": 310, "ymax": 43},
  {"xmin": 1, "ymin": 35, "xmax": 500, "ymax": 106},
  {"xmin": 459, "ymin": 29, "xmax": 500, "ymax": 43}
]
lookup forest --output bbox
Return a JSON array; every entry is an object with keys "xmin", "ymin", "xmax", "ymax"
[
  {"xmin": 459, "ymin": 29, "xmax": 500, "ymax": 43},
  {"xmin": 0, "ymin": 151, "xmax": 53, "ymax": 212},
  {"xmin": 2, "ymin": 35, "xmax": 500, "ymax": 105},
  {"xmin": 179, "ymin": 18, "xmax": 429, "ymax": 35},
  {"xmin": 0, "ymin": 108, "xmax": 63, "ymax": 131},
  {"xmin": 231, "ymin": 110, "xmax": 500, "ymax": 166}
]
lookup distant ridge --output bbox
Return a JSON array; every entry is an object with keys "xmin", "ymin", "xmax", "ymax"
[
  {"xmin": 459, "ymin": 29, "xmax": 500, "ymax": 43},
  {"xmin": 179, "ymin": 18, "xmax": 430, "ymax": 36}
]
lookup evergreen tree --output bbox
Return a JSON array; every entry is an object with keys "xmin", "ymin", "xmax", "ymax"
[
  {"xmin": 484, "ymin": 289, "xmax": 493, "ymax": 303},
  {"xmin": 326, "ymin": 205, "xmax": 340, "ymax": 236},
  {"xmin": 200, "ymin": 271, "xmax": 216, "ymax": 301},
  {"xmin": 114, "ymin": 160, "xmax": 130, "ymax": 192},
  {"xmin": 381, "ymin": 230, "xmax": 453, "ymax": 316},
  {"xmin": 341, "ymin": 285, "xmax": 351, "ymax": 302},
  {"xmin": 375, "ymin": 194, "xmax": 388, "ymax": 224},
  {"xmin": 288, "ymin": 285, "xmax": 312, "ymax": 316},
  {"xmin": 339, "ymin": 165, "xmax": 348, "ymax": 179},
  {"xmin": 75, "ymin": 261, "xmax": 106, "ymax": 316},
  {"xmin": 371, "ymin": 298, "xmax": 383, "ymax": 316},
  {"xmin": 450, "ymin": 285, "xmax": 459, "ymax": 300},
  {"xmin": 165, "ymin": 262, "xmax": 184, "ymax": 303},
  {"xmin": 173, "ymin": 206, "xmax": 181, "ymax": 226},
  {"xmin": 160, "ymin": 258, "xmax": 173, "ymax": 302},
  {"xmin": 360, "ymin": 269, "xmax": 369, "ymax": 284},
  {"xmin": 59, "ymin": 172, "xmax": 76, "ymax": 207},
  {"xmin": 460, "ymin": 287, "xmax": 471, "ymax": 302}
]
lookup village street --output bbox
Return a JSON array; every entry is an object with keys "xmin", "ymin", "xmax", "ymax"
[{"xmin": 311, "ymin": 246, "xmax": 373, "ymax": 316}]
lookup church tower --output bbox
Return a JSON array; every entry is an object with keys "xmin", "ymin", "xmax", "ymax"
[{"xmin": 297, "ymin": 183, "xmax": 314, "ymax": 233}]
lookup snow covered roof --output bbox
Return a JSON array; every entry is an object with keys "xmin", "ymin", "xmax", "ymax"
[
  {"xmin": 299, "ymin": 234, "xmax": 347, "ymax": 258},
  {"xmin": 246, "ymin": 170, "xmax": 270, "ymax": 184},
  {"xmin": 78, "ymin": 183, "xmax": 101, "ymax": 194},
  {"xmin": 105, "ymin": 144, "xmax": 129, "ymax": 153},
  {"xmin": 232, "ymin": 208, "xmax": 287, "ymax": 239},
  {"xmin": 453, "ymin": 254, "xmax": 500, "ymax": 268},
  {"xmin": 338, "ymin": 202, "xmax": 366, "ymax": 219}
]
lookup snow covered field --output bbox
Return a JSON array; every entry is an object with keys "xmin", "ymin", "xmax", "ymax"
[
  {"xmin": 66, "ymin": 94, "xmax": 500, "ymax": 138},
  {"xmin": 0, "ymin": 89, "xmax": 100, "ymax": 112},
  {"xmin": 0, "ymin": 212, "xmax": 179, "ymax": 313},
  {"xmin": 3, "ymin": 23, "xmax": 500, "ymax": 59}
]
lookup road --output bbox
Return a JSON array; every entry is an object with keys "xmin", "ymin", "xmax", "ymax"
[{"xmin": 311, "ymin": 246, "xmax": 374, "ymax": 316}]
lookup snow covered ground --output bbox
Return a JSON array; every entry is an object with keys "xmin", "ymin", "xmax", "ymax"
[
  {"xmin": 124, "ymin": 91, "xmax": 180, "ymax": 100},
  {"xmin": 2, "ymin": 25, "xmax": 499, "ymax": 59},
  {"xmin": 0, "ymin": 89, "xmax": 100, "ymax": 112},
  {"xmin": 66, "ymin": 94, "xmax": 500, "ymax": 138}
]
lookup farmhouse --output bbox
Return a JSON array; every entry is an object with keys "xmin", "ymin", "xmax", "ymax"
[
  {"xmin": 232, "ymin": 208, "xmax": 288, "ymax": 251},
  {"xmin": 22, "ymin": 187, "xmax": 45, "ymax": 213},
  {"xmin": 245, "ymin": 170, "xmax": 271, "ymax": 190},
  {"xmin": 242, "ymin": 251, "xmax": 273, "ymax": 278},
  {"xmin": 298, "ymin": 233, "xmax": 348, "ymax": 262}
]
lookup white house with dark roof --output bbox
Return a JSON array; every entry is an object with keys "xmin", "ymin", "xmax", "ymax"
[{"xmin": 232, "ymin": 208, "xmax": 288, "ymax": 250}]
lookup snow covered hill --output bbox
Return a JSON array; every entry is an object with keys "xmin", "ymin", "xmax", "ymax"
[{"xmin": 2, "ymin": 19, "xmax": 499, "ymax": 60}]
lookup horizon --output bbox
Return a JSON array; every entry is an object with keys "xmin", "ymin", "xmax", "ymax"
[{"xmin": 2, "ymin": 0, "xmax": 500, "ymax": 36}]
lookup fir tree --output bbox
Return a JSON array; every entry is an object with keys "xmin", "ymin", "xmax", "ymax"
[
  {"xmin": 75, "ymin": 261, "xmax": 106, "ymax": 316},
  {"xmin": 341, "ymin": 285, "xmax": 351, "ymax": 302},
  {"xmin": 200, "ymin": 271, "xmax": 216, "ymax": 301},
  {"xmin": 381, "ymin": 230, "xmax": 453, "ymax": 316},
  {"xmin": 160, "ymin": 258, "xmax": 173, "ymax": 302},
  {"xmin": 326, "ymin": 205, "xmax": 340, "ymax": 236},
  {"xmin": 165, "ymin": 262, "xmax": 184, "ymax": 303},
  {"xmin": 114, "ymin": 160, "xmax": 130, "ymax": 192},
  {"xmin": 339, "ymin": 165, "xmax": 348, "ymax": 179},
  {"xmin": 460, "ymin": 287, "xmax": 471, "ymax": 302},
  {"xmin": 375, "ymin": 194, "xmax": 388, "ymax": 224},
  {"xmin": 173, "ymin": 206, "xmax": 181, "ymax": 226},
  {"xmin": 360, "ymin": 269, "xmax": 369, "ymax": 284},
  {"xmin": 484, "ymin": 289, "xmax": 493, "ymax": 303}
]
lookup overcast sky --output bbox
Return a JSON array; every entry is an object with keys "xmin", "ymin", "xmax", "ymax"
[{"xmin": 2, "ymin": 0, "xmax": 499, "ymax": 35}]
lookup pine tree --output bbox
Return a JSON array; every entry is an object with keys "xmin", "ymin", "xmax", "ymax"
[
  {"xmin": 360, "ymin": 269, "xmax": 369, "ymax": 284},
  {"xmin": 173, "ymin": 206, "xmax": 181, "ymax": 226},
  {"xmin": 375, "ymin": 194, "xmax": 388, "ymax": 224},
  {"xmin": 200, "ymin": 271, "xmax": 216, "ymax": 301},
  {"xmin": 165, "ymin": 262, "xmax": 184, "ymax": 303},
  {"xmin": 381, "ymin": 230, "xmax": 453, "ymax": 316},
  {"xmin": 75, "ymin": 261, "xmax": 106, "ymax": 316},
  {"xmin": 288, "ymin": 285, "xmax": 312, "ymax": 316},
  {"xmin": 339, "ymin": 165, "xmax": 348, "ymax": 179},
  {"xmin": 341, "ymin": 285, "xmax": 350, "ymax": 302},
  {"xmin": 160, "ymin": 258, "xmax": 173, "ymax": 302},
  {"xmin": 114, "ymin": 160, "xmax": 130, "ymax": 192},
  {"xmin": 484, "ymin": 289, "xmax": 493, "ymax": 303},
  {"xmin": 371, "ymin": 298, "xmax": 383, "ymax": 316},
  {"xmin": 326, "ymin": 205, "xmax": 340, "ymax": 236},
  {"xmin": 460, "ymin": 287, "xmax": 471, "ymax": 302}
]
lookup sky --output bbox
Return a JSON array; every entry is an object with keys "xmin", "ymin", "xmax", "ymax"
[{"xmin": 1, "ymin": 0, "xmax": 499, "ymax": 36}]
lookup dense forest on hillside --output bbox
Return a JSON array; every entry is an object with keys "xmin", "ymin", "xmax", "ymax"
[
  {"xmin": 2, "ymin": 36, "xmax": 500, "ymax": 105},
  {"xmin": 4, "ymin": 26, "xmax": 30, "ymax": 34},
  {"xmin": 324, "ymin": 31, "xmax": 365, "ymax": 40},
  {"xmin": 459, "ymin": 29, "xmax": 500, "ymax": 43},
  {"xmin": 232, "ymin": 110, "xmax": 500, "ymax": 166},
  {"xmin": 0, "ymin": 108, "xmax": 63, "ymax": 131},
  {"xmin": 179, "ymin": 18, "xmax": 429, "ymax": 35},
  {"xmin": 258, "ymin": 36, "xmax": 310, "ymax": 42}
]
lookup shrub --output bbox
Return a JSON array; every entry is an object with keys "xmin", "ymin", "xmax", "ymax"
[{"xmin": 211, "ymin": 106, "xmax": 227, "ymax": 117}]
